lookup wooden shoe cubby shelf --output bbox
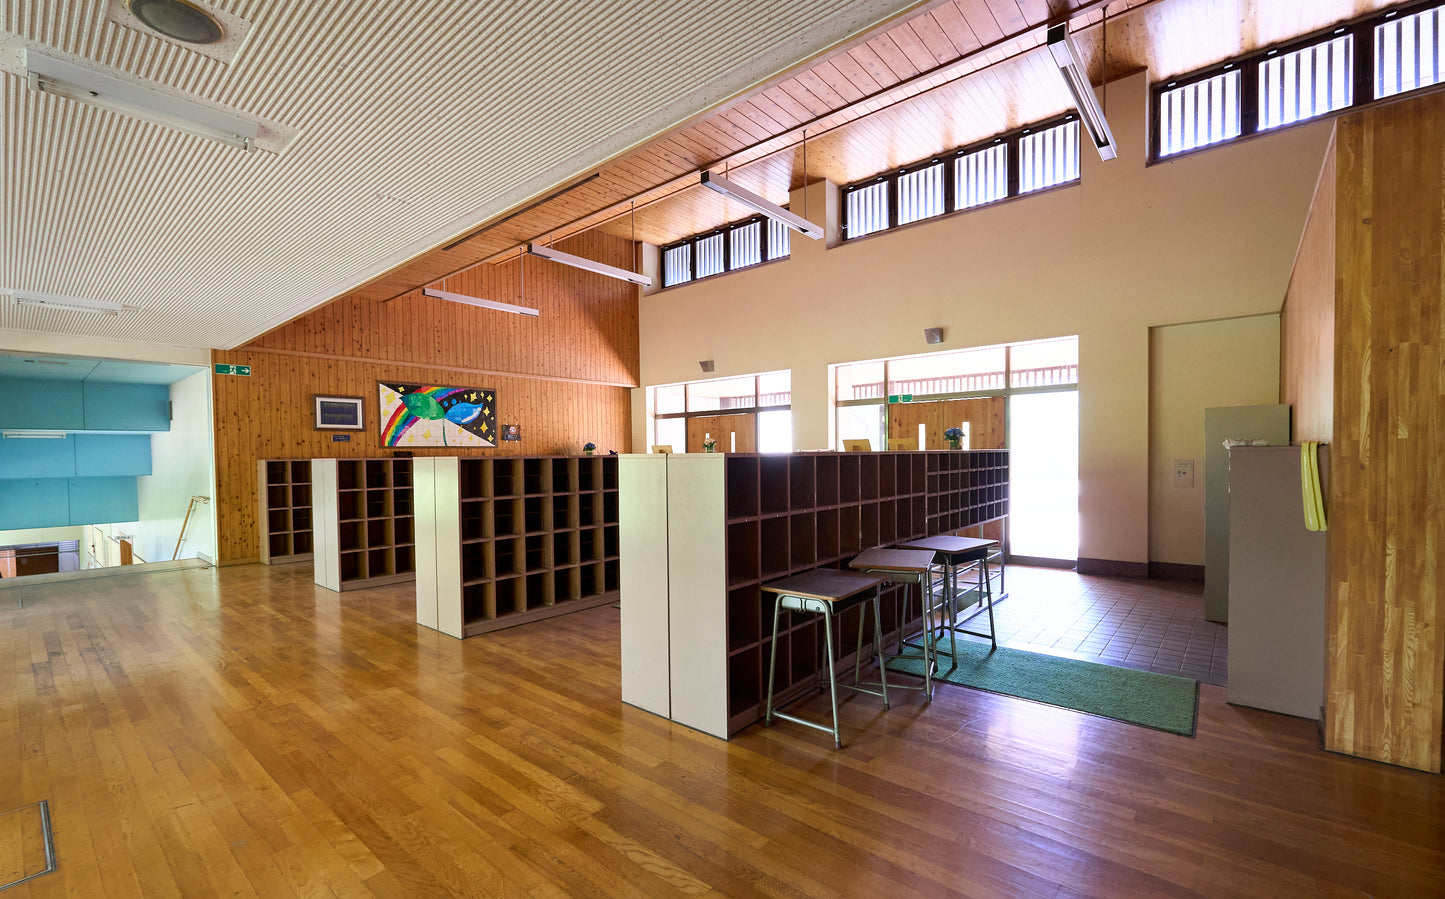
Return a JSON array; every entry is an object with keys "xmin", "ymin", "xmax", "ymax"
[
  {"xmin": 413, "ymin": 455, "xmax": 620, "ymax": 638},
  {"xmin": 257, "ymin": 459, "xmax": 314, "ymax": 564}
]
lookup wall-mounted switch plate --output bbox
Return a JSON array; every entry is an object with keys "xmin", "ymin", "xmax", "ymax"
[{"xmin": 1174, "ymin": 459, "xmax": 1195, "ymax": 488}]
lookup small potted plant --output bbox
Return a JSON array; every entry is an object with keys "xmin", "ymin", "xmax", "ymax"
[
  {"xmin": 943, "ymin": 427, "xmax": 963, "ymax": 450},
  {"xmin": 583, "ymin": 441, "xmax": 596, "ymax": 455}
]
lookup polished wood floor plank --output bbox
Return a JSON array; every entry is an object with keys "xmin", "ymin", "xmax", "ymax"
[{"xmin": 1, "ymin": 564, "xmax": 1442, "ymax": 898}]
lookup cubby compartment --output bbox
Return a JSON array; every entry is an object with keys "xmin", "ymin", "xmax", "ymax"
[
  {"xmin": 815, "ymin": 508, "xmax": 840, "ymax": 562},
  {"xmin": 839, "ymin": 454, "xmax": 861, "ymax": 503},
  {"xmin": 860, "ymin": 502, "xmax": 880, "ymax": 550},
  {"xmin": 760, "ymin": 456, "xmax": 789, "ymax": 515},
  {"xmin": 338, "ymin": 491, "xmax": 361, "ymax": 521},
  {"xmin": 728, "ymin": 584, "xmax": 761, "ymax": 651},
  {"xmin": 840, "ymin": 504, "xmax": 862, "ymax": 556},
  {"xmin": 494, "ymin": 499, "xmax": 523, "ymax": 536},
  {"xmin": 859, "ymin": 454, "xmax": 879, "ymax": 501},
  {"xmin": 525, "ymin": 572, "xmax": 553, "ymax": 610},
  {"xmin": 523, "ymin": 458, "xmax": 548, "ymax": 495},
  {"xmin": 365, "ymin": 489, "xmax": 391, "ymax": 519},
  {"xmin": 580, "ymin": 527, "xmax": 601, "ymax": 561},
  {"xmin": 552, "ymin": 494, "xmax": 576, "ymax": 529},
  {"xmin": 292, "ymin": 531, "xmax": 313, "ymax": 555},
  {"xmin": 493, "ymin": 460, "xmax": 520, "ymax": 497},
  {"xmin": 524, "ymin": 535, "xmax": 548, "ymax": 572},
  {"xmin": 760, "ymin": 517, "xmax": 789, "ymax": 578},
  {"xmin": 603, "ymin": 525, "xmax": 619, "ymax": 559},
  {"xmin": 788, "ymin": 513, "xmax": 815, "ymax": 570},
  {"xmin": 878, "ymin": 455, "xmax": 896, "ymax": 497},
  {"xmin": 552, "ymin": 532, "xmax": 575, "ymax": 566},
  {"xmin": 462, "ymin": 542, "xmax": 492, "ymax": 584},
  {"xmin": 461, "ymin": 500, "xmax": 492, "ymax": 541},
  {"xmin": 878, "ymin": 500, "xmax": 896, "ymax": 545},
  {"xmin": 552, "ymin": 459, "xmax": 575, "ymax": 493},
  {"xmin": 725, "ymin": 456, "xmax": 760, "ymax": 518},
  {"xmin": 815, "ymin": 454, "xmax": 839, "ymax": 507},
  {"xmin": 523, "ymin": 497, "xmax": 549, "ymax": 533},
  {"xmin": 464, "ymin": 583, "xmax": 496, "ymax": 623},
  {"xmin": 339, "ymin": 550, "xmax": 364, "ymax": 581},
  {"xmin": 727, "ymin": 520, "xmax": 760, "ymax": 584},
  {"xmin": 337, "ymin": 461, "xmax": 360, "ymax": 491},
  {"xmin": 578, "ymin": 457, "xmax": 599, "ymax": 492},
  {"xmin": 727, "ymin": 648, "xmax": 762, "ymax": 720},
  {"xmin": 496, "ymin": 576, "xmax": 524, "ymax": 615},
  {"xmin": 789, "ymin": 456, "xmax": 815, "ymax": 509}
]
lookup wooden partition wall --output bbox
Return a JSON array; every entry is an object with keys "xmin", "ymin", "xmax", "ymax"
[
  {"xmin": 886, "ymin": 397, "xmax": 1005, "ymax": 450},
  {"xmin": 213, "ymin": 231, "xmax": 639, "ymax": 564},
  {"xmin": 1281, "ymin": 91, "xmax": 1444, "ymax": 773}
]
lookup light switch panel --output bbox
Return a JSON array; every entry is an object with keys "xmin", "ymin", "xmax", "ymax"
[{"xmin": 1174, "ymin": 459, "xmax": 1195, "ymax": 488}]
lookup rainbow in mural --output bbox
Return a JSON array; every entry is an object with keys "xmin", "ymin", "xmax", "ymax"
[{"xmin": 378, "ymin": 382, "xmax": 496, "ymax": 447}]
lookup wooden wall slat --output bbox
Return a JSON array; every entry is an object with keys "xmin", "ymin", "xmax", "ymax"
[{"xmin": 1325, "ymin": 90, "xmax": 1445, "ymax": 773}]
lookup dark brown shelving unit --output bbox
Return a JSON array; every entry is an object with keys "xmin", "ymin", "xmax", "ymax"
[
  {"xmin": 257, "ymin": 459, "xmax": 313, "ymax": 564},
  {"xmin": 313, "ymin": 458, "xmax": 416, "ymax": 591},
  {"xmin": 416, "ymin": 455, "xmax": 619, "ymax": 638},
  {"xmin": 676, "ymin": 450, "xmax": 1007, "ymax": 736}
]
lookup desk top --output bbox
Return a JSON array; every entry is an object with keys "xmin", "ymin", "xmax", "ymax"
[
  {"xmin": 897, "ymin": 536, "xmax": 998, "ymax": 561},
  {"xmin": 761, "ymin": 570, "xmax": 888, "ymax": 603},
  {"xmin": 849, "ymin": 547, "xmax": 936, "ymax": 574}
]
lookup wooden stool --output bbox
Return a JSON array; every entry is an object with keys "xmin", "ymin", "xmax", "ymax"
[
  {"xmin": 763, "ymin": 570, "xmax": 891, "ymax": 748},
  {"xmin": 849, "ymin": 547, "xmax": 939, "ymax": 700},
  {"xmin": 898, "ymin": 536, "xmax": 999, "ymax": 671}
]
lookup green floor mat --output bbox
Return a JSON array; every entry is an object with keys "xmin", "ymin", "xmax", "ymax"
[{"xmin": 887, "ymin": 639, "xmax": 1198, "ymax": 736}]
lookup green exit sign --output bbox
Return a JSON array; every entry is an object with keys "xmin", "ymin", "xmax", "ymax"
[
  {"xmin": 886, "ymin": 394, "xmax": 913, "ymax": 404},
  {"xmin": 214, "ymin": 363, "xmax": 251, "ymax": 376}
]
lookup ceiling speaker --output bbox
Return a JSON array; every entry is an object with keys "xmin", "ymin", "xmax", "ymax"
[
  {"xmin": 699, "ymin": 360, "xmax": 715, "ymax": 372},
  {"xmin": 924, "ymin": 328, "xmax": 944, "ymax": 344}
]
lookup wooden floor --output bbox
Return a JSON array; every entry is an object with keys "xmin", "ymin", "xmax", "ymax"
[{"xmin": 2, "ymin": 564, "xmax": 1442, "ymax": 898}]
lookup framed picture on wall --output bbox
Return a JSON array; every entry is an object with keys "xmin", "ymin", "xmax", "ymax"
[{"xmin": 314, "ymin": 395, "xmax": 365, "ymax": 430}]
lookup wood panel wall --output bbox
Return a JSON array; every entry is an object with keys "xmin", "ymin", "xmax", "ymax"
[
  {"xmin": 1280, "ymin": 132, "xmax": 1337, "ymax": 445},
  {"xmin": 1325, "ymin": 91, "xmax": 1445, "ymax": 773},
  {"xmin": 686, "ymin": 414, "xmax": 757, "ymax": 453},
  {"xmin": 214, "ymin": 230, "xmax": 640, "ymax": 564},
  {"xmin": 886, "ymin": 398, "xmax": 1006, "ymax": 450}
]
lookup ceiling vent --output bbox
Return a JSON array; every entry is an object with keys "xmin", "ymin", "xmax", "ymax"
[{"xmin": 105, "ymin": 0, "xmax": 253, "ymax": 64}]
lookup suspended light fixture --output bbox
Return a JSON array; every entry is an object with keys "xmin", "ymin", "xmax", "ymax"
[
  {"xmin": 698, "ymin": 172, "xmax": 824, "ymax": 240},
  {"xmin": 1046, "ymin": 23, "xmax": 1118, "ymax": 161},
  {"xmin": 422, "ymin": 287, "xmax": 538, "ymax": 318},
  {"xmin": 525, "ymin": 243, "xmax": 652, "ymax": 287}
]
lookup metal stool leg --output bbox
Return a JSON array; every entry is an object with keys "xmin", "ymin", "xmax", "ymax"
[
  {"xmin": 765, "ymin": 594, "xmax": 784, "ymax": 725},
  {"xmin": 822, "ymin": 608, "xmax": 841, "ymax": 748},
  {"xmin": 873, "ymin": 596, "xmax": 889, "ymax": 709},
  {"xmin": 980, "ymin": 555, "xmax": 997, "ymax": 650}
]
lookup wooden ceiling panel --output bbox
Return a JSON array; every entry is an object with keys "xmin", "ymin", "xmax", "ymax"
[{"xmin": 353, "ymin": 0, "xmax": 1410, "ymax": 305}]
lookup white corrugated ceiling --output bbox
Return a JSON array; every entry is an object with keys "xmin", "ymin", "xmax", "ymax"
[{"xmin": 0, "ymin": 0, "xmax": 920, "ymax": 349}]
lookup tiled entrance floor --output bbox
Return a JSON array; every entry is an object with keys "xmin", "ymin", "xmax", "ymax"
[{"xmin": 957, "ymin": 564, "xmax": 1227, "ymax": 686}]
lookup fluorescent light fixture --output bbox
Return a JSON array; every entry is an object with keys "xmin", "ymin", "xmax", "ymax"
[
  {"xmin": 4, "ymin": 288, "xmax": 127, "ymax": 315},
  {"xmin": 25, "ymin": 48, "xmax": 259, "ymax": 151},
  {"xmin": 525, "ymin": 243, "xmax": 652, "ymax": 287},
  {"xmin": 699, "ymin": 172, "xmax": 824, "ymax": 240},
  {"xmin": 423, "ymin": 287, "xmax": 539, "ymax": 318},
  {"xmin": 1046, "ymin": 24, "xmax": 1118, "ymax": 161},
  {"xmin": 2, "ymin": 431, "xmax": 67, "ymax": 439}
]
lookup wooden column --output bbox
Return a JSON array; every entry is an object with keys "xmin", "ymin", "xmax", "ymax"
[{"xmin": 1325, "ymin": 91, "xmax": 1445, "ymax": 772}]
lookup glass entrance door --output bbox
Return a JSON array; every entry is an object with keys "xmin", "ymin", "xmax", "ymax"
[{"xmin": 1007, "ymin": 390, "xmax": 1078, "ymax": 561}]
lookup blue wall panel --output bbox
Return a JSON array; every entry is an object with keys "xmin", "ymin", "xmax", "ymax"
[
  {"xmin": 84, "ymin": 382, "xmax": 169, "ymax": 431},
  {"xmin": 74, "ymin": 434, "xmax": 152, "ymax": 477},
  {"xmin": 0, "ymin": 479, "xmax": 70, "ymax": 529},
  {"xmin": 67, "ymin": 477, "xmax": 138, "ymax": 525},
  {"xmin": 0, "ymin": 378, "xmax": 85, "ymax": 430},
  {"xmin": 0, "ymin": 436, "xmax": 77, "ymax": 479}
]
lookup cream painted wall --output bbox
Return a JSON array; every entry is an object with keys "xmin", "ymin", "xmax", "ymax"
[
  {"xmin": 136, "ymin": 370, "xmax": 217, "ymax": 563},
  {"xmin": 637, "ymin": 71, "xmax": 1330, "ymax": 565},
  {"xmin": 1148, "ymin": 314, "xmax": 1281, "ymax": 566}
]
